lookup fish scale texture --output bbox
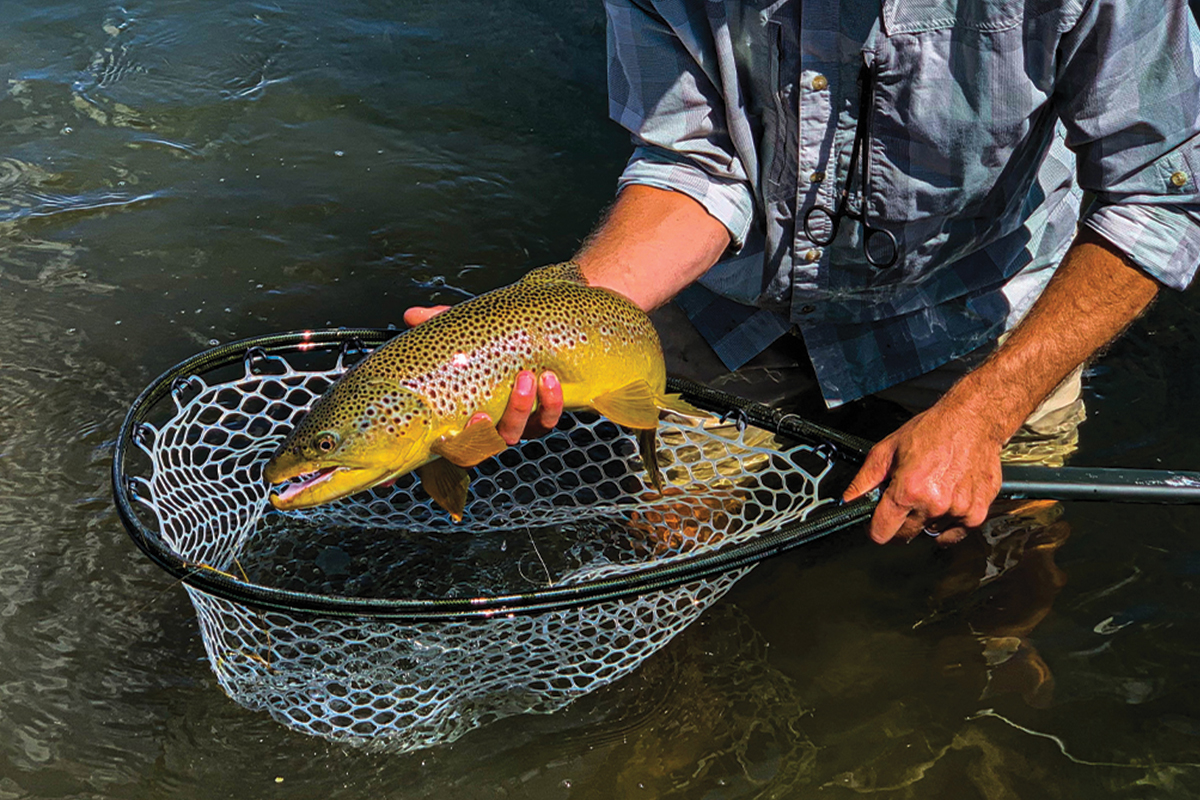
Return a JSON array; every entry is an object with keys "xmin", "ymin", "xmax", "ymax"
[{"xmin": 126, "ymin": 342, "xmax": 835, "ymax": 752}]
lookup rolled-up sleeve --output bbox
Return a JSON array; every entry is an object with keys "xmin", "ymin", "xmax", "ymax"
[
  {"xmin": 605, "ymin": 0, "xmax": 756, "ymax": 248},
  {"xmin": 1055, "ymin": 1, "xmax": 1200, "ymax": 290}
]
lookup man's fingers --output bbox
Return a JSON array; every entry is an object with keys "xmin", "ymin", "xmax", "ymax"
[
  {"xmin": 845, "ymin": 440, "xmax": 923, "ymax": 544},
  {"xmin": 957, "ymin": 486, "xmax": 992, "ymax": 530},
  {"xmin": 526, "ymin": 372, "xmax": 563, "ymax": 437},
  {"xmin": 496, "ymin": 371, "xmax": 537, "ymax": 445},
  {"xmin": 944, "ymin": 470, "xmax": 999, "ymax": 530},
  {"xmin": 463, "ymin": 370, "xmax": 562, "ymax": 450},
  {"xmin": 930, "ymin": 525, "xmax": 968, "ymax": 545},
  {"xmin": 842, "ymin": 443, "xmax": 895, "ymax": 502},
  {"xmin": 886, "ymin": 475, "xmax": 997, "ymax": 545},
  {"xmin": 403, "ymin": 305, "xmax": 452, "ymax": 327},
  {"xmin": 848, "ymin": 403, "xmax": 1007, "ymax": 547},
  {"xmin": 869, "ymin": 491, "xmax": 918, "ymax": 544}
]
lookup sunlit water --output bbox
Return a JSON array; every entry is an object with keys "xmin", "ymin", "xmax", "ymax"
[{"xmin": 4, "ymin": 1, "xmax": 1200, "ymax": 798}]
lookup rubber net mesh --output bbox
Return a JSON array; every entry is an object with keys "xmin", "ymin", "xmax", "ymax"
[{"xmin": 127, "ymin": 347, "xmax": 838, "ymax": 752}]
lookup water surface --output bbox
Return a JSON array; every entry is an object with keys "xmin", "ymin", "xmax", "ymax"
[{"xmin": 4, "ymin": 2, "xmax": 1200, "ymax": 798}]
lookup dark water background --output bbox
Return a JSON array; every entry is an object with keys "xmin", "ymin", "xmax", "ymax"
[{"xmin": 4, "ymin": 1, "xmax": 1200, "ymax": 798}]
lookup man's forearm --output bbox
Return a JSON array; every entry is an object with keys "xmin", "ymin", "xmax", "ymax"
[
  {"xmin": 574, "ymin": 184, "xmax": 731, "ymax": 311},
  {"xmin": 943, "ymin": 228, "xmax": 1160, "ymax": 445}
]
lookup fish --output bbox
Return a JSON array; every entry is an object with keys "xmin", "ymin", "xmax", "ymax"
[{"xmin": 262, "ymin": 261, "xmax": 704, "ymax": 519}]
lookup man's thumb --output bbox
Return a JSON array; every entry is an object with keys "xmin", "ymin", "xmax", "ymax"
[{"xmin": 403, "ymin": 305, "xmax": 451, "ymax": 327}]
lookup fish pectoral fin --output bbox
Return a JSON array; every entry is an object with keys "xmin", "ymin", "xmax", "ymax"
[
  {"xmin": 430, "ymin": 423, "xmax": 509, "ymax": 467},
  {"xmin": 592, "ymin": 380, "xmax": 661, "ymax": 429},
  {"xmin": 417, "ymin": 458, "xmax": 471, "ymax": 522}
]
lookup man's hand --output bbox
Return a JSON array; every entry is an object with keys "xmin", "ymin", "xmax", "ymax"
[
  {"xmin": 842, "ymin": 400, "xmax": 1004, "ymax": 544},
  {"xmin": 402, "ymin": 305, "xmax": 564, "ymax": 443},
  {"xmin": 478, "ymin": 369, "xmax": 563, "ymax": 445},
  {"xmin": 841, "ymin": 229, "xmax": 1158, "ymax": 546}
]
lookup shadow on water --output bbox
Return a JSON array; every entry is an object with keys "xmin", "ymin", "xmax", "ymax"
[{"xmin": 4, "ymin": 1, "xmax": 1200, "ymax": 798}]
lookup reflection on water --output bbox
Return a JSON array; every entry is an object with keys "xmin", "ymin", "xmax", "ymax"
[
  {"xmin": 923, "ymin": 500, "xmax": 1070, "ymax": 710},
  {"xmin": 3, "ymin": 0, "xmax": 1200, "ymax": 797}
]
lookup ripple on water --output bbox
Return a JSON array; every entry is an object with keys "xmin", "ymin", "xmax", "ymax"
[
  {"xmin": 71, "ymin": 2, "xmax": 296, "ymax": 107},
  {"xmin": 0, "ymin": 155, "xmax": 162, "ymax": 245},
  {"xmin": 0, "ymin": 291, "xmax": 200, "ymax": 791}
]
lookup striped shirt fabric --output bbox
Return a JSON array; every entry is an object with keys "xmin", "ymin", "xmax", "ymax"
[{"xmin": 606, "ymin": 0, "xmax": 1200, "ymax": 405}]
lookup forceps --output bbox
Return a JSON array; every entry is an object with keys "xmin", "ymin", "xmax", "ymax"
[{"xmin": 802, "ymin": 63, "xmax": 898, "ymax": 270}]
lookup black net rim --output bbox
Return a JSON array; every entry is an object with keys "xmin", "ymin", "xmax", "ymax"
[{"xmin": 112, "ymin": 328, "xmax": 879, "ymax": 620}]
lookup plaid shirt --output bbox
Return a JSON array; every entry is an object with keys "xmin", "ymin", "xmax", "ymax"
[{"xmin": 606, "ymin": 0, "xmax": 1200, "ymax": 406}]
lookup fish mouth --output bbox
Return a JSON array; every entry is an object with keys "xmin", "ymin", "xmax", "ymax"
[
  {"xmin": 271, "ymin": 466, "xmax": 341, "ymax": 508},
  {"xmin": 268, "ymin": 465, "xmax": 384, "ymax": 510}
]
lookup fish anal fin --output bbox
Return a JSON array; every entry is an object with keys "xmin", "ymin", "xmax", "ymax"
[
  {"xmin": 430, "ymin": 422, "xmax": 509, "ymax": 467},
  {"xmin": 637, "ymin": 428, "xmax": 665, "ymax": 493},
  {"xmin": 417, "ymin": 459, "xmax": 471, "ymax": 522},
  {"xmin": 592, "ymin": 380, "xmax": 661, "ymax": 429}
]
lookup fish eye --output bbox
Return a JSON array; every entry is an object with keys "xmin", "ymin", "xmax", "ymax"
[{"xmin": 314, "ymin": 431, "xmax": 340, "ymax": 453}]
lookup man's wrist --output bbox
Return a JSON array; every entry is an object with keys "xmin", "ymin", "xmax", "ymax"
[{"xmin": 938, "ymin": 365, "xmax": 1039, "ymax": 448}]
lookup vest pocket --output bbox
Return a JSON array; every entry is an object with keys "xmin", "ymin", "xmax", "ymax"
[{"xmin": 882, "ymin": 0, "xmax": 1024, "ymax": 34}]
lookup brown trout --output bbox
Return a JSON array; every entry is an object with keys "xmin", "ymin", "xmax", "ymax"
[{"xmin": 263, "ymin": 262, "xmax": 702, "ymax": 518}]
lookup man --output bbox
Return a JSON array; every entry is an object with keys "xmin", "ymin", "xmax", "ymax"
[{"xmin": 408, "ymin": 0, "xmax": 1200, "ymax": 545}]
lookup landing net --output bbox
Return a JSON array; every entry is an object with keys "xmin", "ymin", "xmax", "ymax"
[{"xmin": 112, "ymin": 328, "xmax": 875, "ymax": 752}]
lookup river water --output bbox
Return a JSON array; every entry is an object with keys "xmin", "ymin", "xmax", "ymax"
[{"xmin": 4, "ymin": 2, "xmax": 1200, "ymax": 798}]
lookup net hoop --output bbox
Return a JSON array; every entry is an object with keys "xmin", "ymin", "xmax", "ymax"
[{"xmin": 112, "ymin": 328, "xmax": 876, "ymax": 621}]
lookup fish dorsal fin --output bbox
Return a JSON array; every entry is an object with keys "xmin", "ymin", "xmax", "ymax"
[
  {"xmin": 519, "ymin": 261, "xmax": 587, "ymax": 285},
  {"xmin": 592, "ymin": 380, "xmax": 661, "ymax": 430},
  {"xmin": 417, "ymin": 458, "xmax": 471, "ymax": 521},
  {"xmin": 430, "ymin": 422, "xmax": 509, "ymax": 467}
]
